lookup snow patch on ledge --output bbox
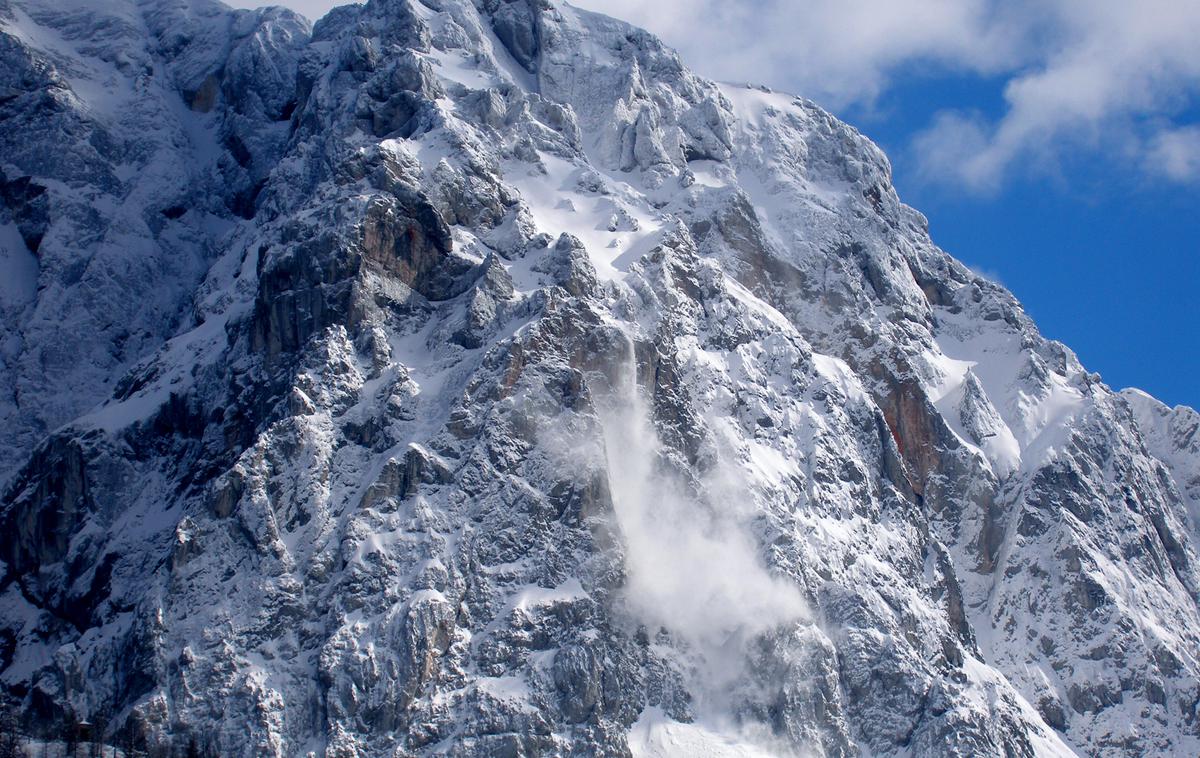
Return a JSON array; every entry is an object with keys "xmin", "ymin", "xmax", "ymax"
[{"xmin": 629, "ymin": 708, "xmax": 783, "ymax": 758}]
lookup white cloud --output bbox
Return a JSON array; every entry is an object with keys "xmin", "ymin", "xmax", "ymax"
[
  {"xmin": 573, "ymin": 0, "xmax": 1023, "ymax": 108},
  {"xmin": 909, "ymin": 0, "xmax": 1200, "ymax": 190},
  {"xmin": 1146, "ymin": 126, "xmax": 1200, "ymax": 183}
]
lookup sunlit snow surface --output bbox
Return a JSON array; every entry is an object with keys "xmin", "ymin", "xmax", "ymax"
[
  {"xmin": 629, "ymin": 709, "xmax": 782, "ymax": 758},
  {"xmin": 502, "ymin": 152, "xmax": 666, "ymax": 281}
]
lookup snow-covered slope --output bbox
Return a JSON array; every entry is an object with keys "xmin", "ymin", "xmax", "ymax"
[
  {"xmin": 0, "ymin": 0, "xmax": 1197, "ymax": 755},
  {"xmin": 1124, "ymin": 389, "xmax": 1200, "ymax": 545},
  {"xmin": 0, "ymin": 0, "xmax": 308, "ymax": 481}
]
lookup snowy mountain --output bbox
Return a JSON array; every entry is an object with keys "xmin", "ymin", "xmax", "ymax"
[{"xmin": 1, "ymin": 0, "xmax": 1198, "ymax": 755}]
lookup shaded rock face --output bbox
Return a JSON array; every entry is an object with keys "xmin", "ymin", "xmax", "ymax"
[
  {"xmin": 0, "ymin": 0, "xmax": 311, "ymax": 482},
  {"xmin": 2, "ymin": 438, "xmax": 90, "ymax": 579},
  {"xmin": 0, "ymin": 171, "xmax": 48, "ymax": 253},
  {"xmin": 0, "ymin": 0, "xmax": 1197, "ymax": 756}
]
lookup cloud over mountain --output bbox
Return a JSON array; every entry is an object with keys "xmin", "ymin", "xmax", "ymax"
[{"xmin": 574, "ymin": 0, "xmax": 1200, "ymax": 189}]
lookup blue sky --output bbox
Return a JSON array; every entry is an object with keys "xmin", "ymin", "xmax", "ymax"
[
  {"xmin": 867, "ymin": 71, "xmax": 1200, "ymax": 410},
  {"xmin": 230, "ymin": 0, "xmax": 1199, "ymax": 409}
]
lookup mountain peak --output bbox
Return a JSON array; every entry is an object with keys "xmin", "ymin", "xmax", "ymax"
[{"xmin": 0, "ymin": 0, "xmax": 1197, "ymax": 755}]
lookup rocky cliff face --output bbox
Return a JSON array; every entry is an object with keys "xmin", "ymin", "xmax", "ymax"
[{"xmin": 1, "ymin": 0, "xmax": 1197, "ymax": 756}]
